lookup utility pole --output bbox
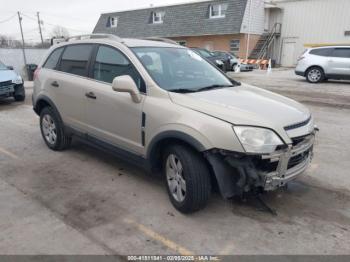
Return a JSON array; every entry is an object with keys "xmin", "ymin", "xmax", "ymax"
[
  {"xmin": 37, "ymin": 12, "xmax": 44, "ymax": 46},
  {"xmin": 245, "ymin": 0, "xmax": 252, "ymax": 60},
  {"xmin": 17, "ymin": 11, "xmax": 28, "ymax": 78}
]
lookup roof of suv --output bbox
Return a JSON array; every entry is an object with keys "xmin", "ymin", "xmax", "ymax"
[{"xmin": 309, "ymin": 45, "xmax": 350, "ymax": 50}]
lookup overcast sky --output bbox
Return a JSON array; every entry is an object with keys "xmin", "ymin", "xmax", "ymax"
[{"xmin": 0, "ymin": 0, "xmax": 209, "ymax": 42}]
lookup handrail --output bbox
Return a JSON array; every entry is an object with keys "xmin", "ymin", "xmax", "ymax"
[
  {"xmin": 257, "ymin": 23, "xmax": 281, "ymax": 59},
  {"xmin": 67, "ymin": 34, "xmax": 124, "ymax": 43}
]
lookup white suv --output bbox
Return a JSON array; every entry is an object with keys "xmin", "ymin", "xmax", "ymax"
[
  {"xmin": 33, "ymin": 34, "xmax": 316, "ymax": 213},
  {"xmin": 295, "ymin": 46, "xmax": 350, "ymax": 83}
]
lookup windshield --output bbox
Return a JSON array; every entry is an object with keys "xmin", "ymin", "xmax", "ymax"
[
  {"xmin": 0, "ymin": 61, "xmax": 7, "ymax": 70},
  {"xmin": 194, "ymin": 49, "xmax": 213, "ymax": 58},
  {"xmin": 132, "ymin": 47, "xmax": 233, "ymax": 92}
]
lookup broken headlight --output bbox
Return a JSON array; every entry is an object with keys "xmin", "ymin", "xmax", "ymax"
[{"xmin": 233, "ymin": 126, "xmax": 284, "ymax": 154}]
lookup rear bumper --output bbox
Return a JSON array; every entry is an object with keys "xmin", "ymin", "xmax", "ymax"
[{"xmin": 295, "ymin": 70, "xmax": 305, "ymax": 77}]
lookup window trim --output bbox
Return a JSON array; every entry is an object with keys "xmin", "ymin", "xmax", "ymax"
[
  {"xmin": 152, "ymin": 11, "xmax": 165, "ymax": 24},
  {"xmin": 209, "ymin": 4, "xmax": 227, "ymax": 19},
  {"xmin": 90, "ymin": 44, "xmax": 147, "ymax": 94},
  {"xmin": 110, "ymin": 16, "xmax": 118, "ymax": 28},
  {"xmin": 230, "ymin": 39, "xmax": 240, "ymax": 53},
  {"xmin": 42, "ymin": 47, "xmax": 65, "ymax": 70}
]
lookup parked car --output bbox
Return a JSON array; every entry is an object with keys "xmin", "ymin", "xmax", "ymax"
[
  {"xmin": 213, "ymin": 51, "xmax": 254, "ymax": 72},
  {"xmin": 33, "ymin": 34, "xmax": 317, "ymax": 213},
  {"xmin": 0, "ymin": 61, "xmax": 25, "ymax": 101},
  {"xmin": 295, "ymin": 46, "xmax": 350, "ymax": 83},
  {"xmin": 191, "ymin": 48, "xmax": 229, "ymax": 72}
]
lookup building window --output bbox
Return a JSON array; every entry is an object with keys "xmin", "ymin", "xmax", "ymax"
[
  {"xmin": 110, "ymin": 17, "xmax": 118, "ymax": 28},
  {"xmin": 209, "ymin": 4, "xmax": 228, "ymax": 19},
  {"xmin": 177, "ymin": 40, "xmax": 187, "ymax": 46},
  {"xmin": 152, "ymin": 11, "xmax": 165, "ymax": 24},
  {"xmin": 230, "ymin": 40, "xmax": 240, "ymax": 54},
  {"xmin": 345, "ymin": 31, "xmax": 350, "ymax": 36}
]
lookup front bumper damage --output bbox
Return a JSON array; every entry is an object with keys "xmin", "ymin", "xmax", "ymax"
[{"xmin": 206, "ymin": 132, "xmax": 316, "ymax": 199}]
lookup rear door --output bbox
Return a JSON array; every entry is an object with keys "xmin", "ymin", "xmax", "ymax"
[
  {"xmin": 328, "ymin": 48, "xmax": 350, "ymax": 77},
  {"xmin": 53, "ymin": 44, "xmax": 94, "ymax": 131}
]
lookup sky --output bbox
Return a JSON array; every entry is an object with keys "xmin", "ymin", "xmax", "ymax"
[{"xmin": 0, "ymin": 0, "xmax": 210, "ymax": 43}]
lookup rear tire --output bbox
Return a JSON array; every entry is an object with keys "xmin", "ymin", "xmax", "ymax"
[
  {"xmin": 306, "ymin": 66, "xmax": 325, "ymax": 83},
  {"xmin": 40, "ymin": 107, "xmax": 71, "ymax": 151},
  {"xmin": 163, "ymin": 144, "xmax": 211, "ymax": 213}
]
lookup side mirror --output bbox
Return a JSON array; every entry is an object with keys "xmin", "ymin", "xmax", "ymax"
[
  {"xmin": 112, "ymin": 75, "xmax": 142, "ymax": 103},
  {"xmin": 7, "ymin": 66, "xmax": 14, "ymax": 70}
]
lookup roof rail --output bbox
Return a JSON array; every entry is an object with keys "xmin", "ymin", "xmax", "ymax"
[
  {"xmin": 143, "ymin": 37, "xmax": 179, "ymax": 45},
  {"xmin": 67, "ymin": 34, "xmax": 124, "ymax": 43}
]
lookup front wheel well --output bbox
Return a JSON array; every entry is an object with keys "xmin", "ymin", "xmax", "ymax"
[
  {"xmin": 34, "ymin": 99, "xmax": 51, "ymax": 115},
  {"xmin": 148, "ymin": 137, "xmax": 219, "ymax": 191}
]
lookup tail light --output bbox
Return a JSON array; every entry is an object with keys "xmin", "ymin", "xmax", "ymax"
[{"xmin": 33, "ymin": 68, "xmax": 40, "ymax": 81}]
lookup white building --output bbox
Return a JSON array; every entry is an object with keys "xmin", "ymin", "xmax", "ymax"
[{"xmin": 264, "ymin": 0, "xmax": 350, "ymax": 66}]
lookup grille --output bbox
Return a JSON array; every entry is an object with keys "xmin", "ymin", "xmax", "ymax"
[
  {"xmin": 284, "ymin": 116, "xmax": 311, "ymax": 131},
  {"xmin": 291, "ymin": 134, "xmax": 312, "ymax": 147},
  {"xmin": 0, "ymin": 80, "xmax": 12, "ymax": 87},
  {"xmin": 288, "ymin": 149, "xmax": 310, "ymax": 169}
]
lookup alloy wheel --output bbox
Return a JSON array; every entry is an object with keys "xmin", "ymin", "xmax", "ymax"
[{"xmin": 166, "ymin": 154, "xmax": 186, "ymax": 203}]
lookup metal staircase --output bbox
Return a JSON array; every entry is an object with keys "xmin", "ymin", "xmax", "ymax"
[{"xmin": 250, "ymin": 23, "xmax": 282, "ymax": 59}]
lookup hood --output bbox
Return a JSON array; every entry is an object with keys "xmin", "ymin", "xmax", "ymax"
[
  {"xmin": 169, "ymin": 83, "xmax": 311, "ymax": 140},
  {"xmin": 0, "ymin": 69, "xmax": 18, "ymax": 82}
]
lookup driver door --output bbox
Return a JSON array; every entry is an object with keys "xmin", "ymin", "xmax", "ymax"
[{"xmin": 85, "ymin": 45, "xmax": 146, "ymax": 155}]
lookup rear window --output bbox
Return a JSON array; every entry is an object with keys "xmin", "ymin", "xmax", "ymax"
[
  {"xmin": 60, "ymin": 44, "xmax": 93, "ymax": 77},
  {"xmin": 43, "ymin": 47, "xmax": 64, "ymax": 70},
  {"xmin": 309, "ymin": 48, "xmax": 333, "ymax": 57},
  {"xmin": 331, "ymin": 48, "xmax": 350, "ymax": 58}
]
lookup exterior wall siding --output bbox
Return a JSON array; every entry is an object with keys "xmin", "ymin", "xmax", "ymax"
[
  {"xmin": 241, "ymin": 0, "xmax": 265, "ymax": 35},
  {"xmin": 275, "ymin": 0, "xmax": 350, "ymax": 66}
]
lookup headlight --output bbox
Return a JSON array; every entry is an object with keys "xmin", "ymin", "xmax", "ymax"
[
  {"xmin": 12, "ymin": 75, "xmax": 23, "ymax": 85},
  {"xmin": 233, "ymin": 126, "xmax": 283, "ymax": 154},
  {"xmin": 215, "ymin": 60, "xmax": 223, "ymax": 65}
]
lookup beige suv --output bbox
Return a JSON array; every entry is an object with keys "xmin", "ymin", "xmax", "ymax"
[{"xmin": 33, "ymin": 34, "xmax": 316, "ymax": 213}]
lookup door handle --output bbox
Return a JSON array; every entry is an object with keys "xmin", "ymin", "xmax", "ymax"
[
  {"xmin": 51, "ymin": 81, "xmax": 59, "ymax": 88},
  {"xmin": 85, "ymin": 91, "xmax": 97, "ymax": 99}
]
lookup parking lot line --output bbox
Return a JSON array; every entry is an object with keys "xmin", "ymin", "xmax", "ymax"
[
  {"xmin": 124, "ymin": 218, "xmax": 194, "ymax": 256},
  {"xmin": 0, "ymin": 146, "xmax": 19, "ymax": 160}
]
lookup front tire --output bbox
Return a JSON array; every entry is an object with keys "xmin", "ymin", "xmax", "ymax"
[
  {"xmin": 14, "ymin": 94, "xmax": 25, "ymax": 102},
  {"xmin": 40, "ymin": 107, "xmax": 71, "ymax": 151},
  {"xmin": 306, "ymin": 67, "xmax": 325, "ymax": 83},
  {"xmin": 163, "ymin": 144, "xmax": 211, "ymax": 213}
]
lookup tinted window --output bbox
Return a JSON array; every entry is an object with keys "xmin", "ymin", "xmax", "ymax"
[
  {"xmin": 331, "ymin": 48, "xmax": 350, "ymax": 58},
  {"xmin": 60, "ymin": 44, "xmax": 93, "ymax": 76},
  {"xmin": 43, "ymin": 47, "xmax": 64, "ymax": 69},
  {"xmin": 309, "ymin": 48, "xmax": 333, "ymax": 57},
  {"xmin": 93, "ymin": 46, "xmax": 145, "ymax": 92}
]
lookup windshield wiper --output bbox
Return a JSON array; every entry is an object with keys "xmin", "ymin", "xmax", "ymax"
[
  {"xmin": 195, "ymin": 84, "xmax": 234, "ymax": 92},
  {"xmin": 168, "ymin": 88, "xmax": 197, "ymax": 93}
]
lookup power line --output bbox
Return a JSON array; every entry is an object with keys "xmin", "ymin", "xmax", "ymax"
[
  {"xmin": 21, "ymin": 12, "xmax": 90, "ymax": 33},
  {"xmin": 0, "ymin": 13, "xmax": 17, "ymax": 23}
]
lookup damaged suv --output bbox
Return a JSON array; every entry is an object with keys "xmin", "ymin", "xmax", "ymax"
[{"xmin": 33, "ymin": 34, "xmax": 316, "ymax": 213}]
